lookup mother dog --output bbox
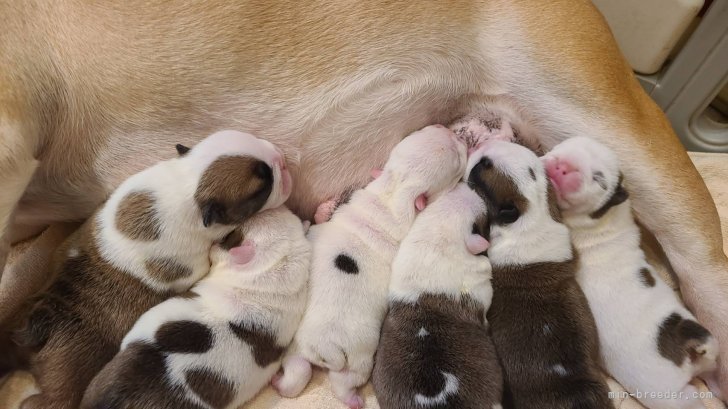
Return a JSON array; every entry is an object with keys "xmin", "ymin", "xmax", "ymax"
[{"xmin": 1, "ymin": 0, "xmax": 727, "ymax": 396}]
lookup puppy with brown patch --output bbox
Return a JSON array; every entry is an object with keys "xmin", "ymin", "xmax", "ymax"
[
  {"xmin": 11, "ymin": 130, "xmax": 291, "ymax": 409},
  {"xmin": 466, "ymin": 140, "xmax": 611, "ymax": 409},
  {"xmin": 82, "ymin": 206, "xmax": 310, "ymax": 409},
  {"xmin": 273, "ymin": 125, "xmax": 467, "ymax": 408},
  {"xmin": 372, "ymin": 182, "xmax": 503, "ymax": 409},
  {"xmin": 543, "ymin": 137, "xmax": 719, "ymax": 409}
]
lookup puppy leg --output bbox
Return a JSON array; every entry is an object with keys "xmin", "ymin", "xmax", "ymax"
[
  {"xmin": 23, "ymin": 328, "xmax": 113, "ymax": 409},
  {"xmin": 329, "ymin": 369, "xmax": 366, "ymax": 409},
  {"xmin": 272, "ymin": 355, "xmax": 313, "ymax": 398},
  {"xmin": 0, "ymin": 223, "xmax": 80, "ymax": 328},
  {"xmin": 0, "ymin": 113, "xmax": 39, "ymax": 280}
]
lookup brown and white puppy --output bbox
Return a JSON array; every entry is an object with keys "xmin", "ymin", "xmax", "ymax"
[
  {"xmin": 82, "ymin": 206, "xmax": 310, "ymax": 409},
  {"xmin": 1, "ymin": 0, "xmax": 727, "ymax": 396},
  {"xmin": 466, "ymin": 140, "xmax": 611, "ymax": 409},
  {"xmin": 543, "ymin": 137, "xmax": 719, "ymax": 408},
  {"xmin": 11, "ymin": 130, "xmax": 291, "ymax": 409},
  {"xmin": 372, "ymin": 182, "xmax": 503, "ymax": 409}
]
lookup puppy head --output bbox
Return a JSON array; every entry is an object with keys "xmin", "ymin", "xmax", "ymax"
[
  {"xmin": 466, "ymin": 140, "xmax": 560, "ymax": 242},
  {"xmin": 541, "ymin": 137, "xmax": 628, "ymax": 218},
  {"xmin": 378, "ymin": 125, "xmax": 467, "ymax": 205},
  {"xmin": 410, "ymin": 182, "xmax": 490, "ymax": 252},
  {"xmin": 188, "ymin": 130, "xmax": 293, "ymax": 228}
]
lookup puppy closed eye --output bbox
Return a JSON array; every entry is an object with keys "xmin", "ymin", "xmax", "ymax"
[
  {"xmin": 498, "ymin": 203, "xmax": 520, "ymax": 224},
  {"xmin": 593, "ymin": 171, "xmax": 607, "ymax": 190}
]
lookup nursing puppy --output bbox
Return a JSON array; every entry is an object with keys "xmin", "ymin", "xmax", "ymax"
[
  {"xmin": 13, "ymin": 130, "xmax": 291, "ymax": 409},
  {"xmin": 467, "ymin": 140, "xmax": 611, "ymax": 409},
  {"xmin": 372, "ymin": 182, "xmax": 503, "ymax": 409},
  {"xmin": 543, "ymin": 137, "xmax": 719, "ymax": 409},
  {"xmin": 82, "ymin": 206, "xmax": 310, "ymax": 409},
  {"xmin": 273, "ymin": 125, "xmax": 467, "ymax": 408}
]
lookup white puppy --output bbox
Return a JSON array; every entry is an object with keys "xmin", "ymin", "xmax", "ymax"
[
  {"xmin": 542, "ymin": 137, "xmax": 719, "ymax": 409},
  {"xmin": 273, "ymin": 125, "xmax": 467, "ymax": 409},
  {"xmin": 372, "ymin": 182, "xmax": 503, "ymax": 409},
  {"xmin": 14, "ymin": 130, "xmax": 291, "ymax": 409},
  {"xmin": 82, "ymin": 206, "xmax": 310, "ymax": 409}
]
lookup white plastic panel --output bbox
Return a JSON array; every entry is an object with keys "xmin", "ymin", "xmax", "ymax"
[{"xmin": 592, "ymin": 0, "xmax": 704, "ymax": 74}]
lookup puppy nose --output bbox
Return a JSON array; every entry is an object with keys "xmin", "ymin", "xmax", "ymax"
[{"xmin": 551, "ymin": 160, "xmax": 575, "ymax": 175}]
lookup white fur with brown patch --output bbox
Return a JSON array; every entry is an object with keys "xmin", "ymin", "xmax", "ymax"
[
  {"xmin": 274, "ymin": 125, "xmax": 467, "ymax": 408},
  {"xmin": 1, "ymin": 0, "xmax": 727, "ymax": 395},
  {"xmin": 543, "ymin": 137, "xmax": 719, "ymax": 409},
  {"xmin": 90, "ymin": 207, "xmax": 310, "ymax": 409},
  {"xmin": 97, "ymin": 130, "xmax": 290, "ymax": 293}
]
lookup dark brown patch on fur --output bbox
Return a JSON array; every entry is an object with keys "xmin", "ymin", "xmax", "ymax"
[
  {"xmin": 175, "ymin": 144, "xmax": 191, "ymax": 156},
  {"xmin": 488, "ymin": 257, "xmax": 611, "ymax": 409},
  {"xmin": 194, "ymin": 156, "xmax": 273, "ymax": 227},
  {"xmin": 467, "ymin": 157, "xmax": 529, "ymax": 225},
  {"xmin": 528, "ymin": 167, "xmax": 536, "ymax": 181},
  {"xmin": 639, "ymin": 267, "xmax": 656, "ymax": 287},
  {"xmin": 155, "ymin": 320, "xmax": 213, "ymax": 354},
  {"xmin": 546, "ymin": 183, "xmax": 563, "ymax": 223},
  {"xmin": 178, "ymin": 290, "xmax": 200, "ymax": 299},
  {"xmin": 590, "ymin": 173, "xmax": 629, "ymax": 219},
  {"xmin": 219, "ymin": 228, "xmax": 243, "ymax": 250},
  {"xmin": 14, "ymin": 218, "xmax": 174, "ymax": 409},
  {"xmin": 657, "ymin": 313, "xmax": 712, "ymax": 366},
  {"xmin": 373, "ymin": 293, "xmax": 502, "ymax": 409},
  {"xmin": 82, "ymin": 342, "xmax": 204, "ymax": 409},
  {"xmin": 115, "ymin": 191, "xmax": 162, "ymax": 241},
  {"xmin": 185, "ymin": 368, "xmax": 235, "ymax": 409},
  {"xmin": 145, "ymin": 257, "xmax": 192, "ymax": 282},
  {"xmin": 228, "ymin": 321, "xmax": 284, "ymax": 367},
  {"xmin": 334, "ymin": 253, "xmax": 359, "ymax": 274}
]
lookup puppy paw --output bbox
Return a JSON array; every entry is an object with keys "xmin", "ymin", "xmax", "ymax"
[
  {"xmin": 272, "ymin": 355, "xmax": 312, "ymax": 398},
  {"xmin": 314, "ymin": 199, "xmax": 338, "ymax": 224},
  {"xmin": 345, "ymin": 394, "xmax": 365, "ymax": 409}
]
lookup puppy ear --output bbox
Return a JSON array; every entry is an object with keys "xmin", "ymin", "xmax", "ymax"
[
  {"xmin": 201, "ymin": 201, "xmax": 226, "ymax": 227},
  {"xmin": 229, "ymin": 240, "xmax": 256, "ymax": 265},
  {"xmin": 590, "ymin": 175, "xmax": 629, "ymax": 219},
  {"xmin": 466, "ymin": 234, "xmax": 489, "ymax": 255},
  {"xmin": 611, "ymin": 182, "xmax": 629, "ymax": 206},
  {"xmin": 175, "ymin": 144, "xmax": 191, "ymax": 156},
  {"xmin": 415, "ymin": 194, "xmax": 428, "ymax": 211}
]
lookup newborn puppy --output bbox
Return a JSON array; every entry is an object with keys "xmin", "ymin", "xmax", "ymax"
[
  {"xmin": 273, "ymin": 125, "xmax": 467, "ymax": 408},
  {"xmin": 14, "ymin": 130, "xmax": 291, "ymax": 409},
  {"xmin": 543, "ymin": 137, "xmax": 719, "ymax": 409},
  {"xmin": 82, "ymin": 206, "xmax": 310, "ymax": 409},
  {"xmin": 372, "ymin": 182, "xmax": 503, "ymax": 409},
  {"xmin": 466, "ymin": 140, "xmax": 612, "ymax": 409}
]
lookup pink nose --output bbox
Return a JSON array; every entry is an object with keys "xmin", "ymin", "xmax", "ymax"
[{"xmin": 545, "ymin": 159, "xmax": 582, "ymax": 194}]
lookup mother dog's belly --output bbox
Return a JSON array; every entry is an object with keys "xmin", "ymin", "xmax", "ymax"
[{"xmin": 14, "ymin": 86, "xmax": 473, "ymax": 231}]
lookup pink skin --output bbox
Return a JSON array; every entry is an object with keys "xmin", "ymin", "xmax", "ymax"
[
  {"xmin": 272, "ymin": 150, "xmax": 293, "ymax": 198},
  {"xmin": 314, "ymin": 199, "xmax": 338, "ymax": 224},
  {"xmin": 543, "ymin": 158, "xmax": 582, "ymax": 199},
  {"xmin": 346, "ymin": 394, "xmax": 365, "ymax": 409},
  {"xmin": 415, "ymin": 194, "xmax": 428, "ymax": 211},
  {"xmin": 229, "ymin": 240, "xmax": 255, "ymax": 265},
  {"xmin": 466, "ymin": 234, "xmax": 489, "ymax": 255}
]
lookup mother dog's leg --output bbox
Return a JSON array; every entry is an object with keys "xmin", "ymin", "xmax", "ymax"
[
  {"xmin": 487, "ymin": 0, "xmax": 728, "ymax": 396},
  {"xmin": 0, "ymin": 107, "xmax": 39, "ymax": 281}
]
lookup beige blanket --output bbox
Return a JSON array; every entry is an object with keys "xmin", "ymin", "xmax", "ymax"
[{"xmin": 2, "ymin": 152, "xmax": 727, "ymax": 409}]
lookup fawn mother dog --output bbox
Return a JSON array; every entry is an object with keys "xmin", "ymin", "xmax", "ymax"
[{"xmin": 1, "ymin": 0, "xmax": 727, "ymax": 396}]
